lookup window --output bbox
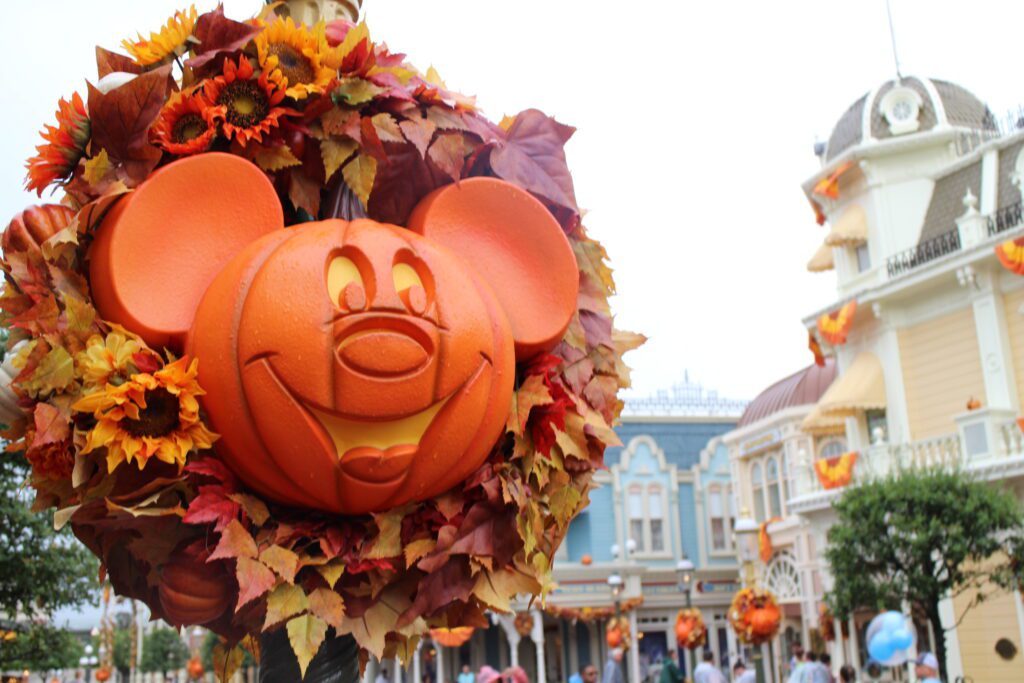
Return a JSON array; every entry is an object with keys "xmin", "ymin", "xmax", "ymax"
[
  {"xmin": 648, "ymin": 486, "xmax": 665, "ymax": 552},
  {"xmin": 708, "ymin": 485, "xmax": 733, "ymax": 552},
  {"xmin": 818, "ymin": 438, "xmax": 846, "ymax": 459},
  {"xmin": 628, "ymin": 487, "xmax": 644, "ymax": 550},
  {"xmin": 751, "ymin": 463, "xmax": 766, "ymax": 523},
  {"xmin": 856, "ymin": 244, "xmax": 871, "ymax": 272},
  {"xmin": 766, "ymin": 457, "xmax": 782, "ymax": 518}
]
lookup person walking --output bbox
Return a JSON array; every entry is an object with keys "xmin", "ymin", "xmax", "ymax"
[
  {"xmin": 837, "ymin": 664, "xmax": 856, "ymax": 683},
  {"xmin": 458, "ymin": 665, "xmax": 476, "ymax": 683},
  {"xmin": 786, "ymin": 648, "xmax": 809, "ymax": 683},
  {"xmin": 581, "ymin": 663, "xmax": 599, "ymax": 683},
  {"xmin": 658, "ymin": 649, "xmax": 683, "ymax": 683},
  {"xmin": 731, "ymin": 660, "xmax": 755, "ymax": 683},
  {"xmin": 602, "ymin": 648, "xmax": 625, "ymax": 683},
  {"xmin": 693, "ymin": 651, "xmax": 726, "ymax": 683}
]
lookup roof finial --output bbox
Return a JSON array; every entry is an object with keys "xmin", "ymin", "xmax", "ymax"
[{"xmin": 886, "ymin": 0, "xmax": 903, "ymax": 80}]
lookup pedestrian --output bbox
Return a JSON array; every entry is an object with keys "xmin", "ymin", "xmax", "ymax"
[
  {"xmin": 602, "ymin": 648, "xmax": 625, "ymax": 683},
  {"xmin": 914, "ymin": 652, "xmax": 941, "ymax": 683},
  {"xmin": 819, "ymin": 654, "xmax": 834, "ymax": 683},
  {"xmin": 788, "ymin": 644, "xmax": 804, "ymax": 674},
  {"xmin": 658, "ymin": 649, "xmax": 682, "ymax": 683},
  {"xmin": 732, "ymin": 660, "xmax": 755, "ymax": 683},
  {"xmin": 458, "ymin": 664, "xmax": 476, "ymax": 683},
  {"xmin": 693, "ymin": 650, "xmax": 726, "ymax": 683},
  {"xmin": 786, "ymin": 649, "xmax": 809, "ymax": 683},
  {"xmin": 580, "ymin": 663, "xmax": 599, "ymax": 683},
  {"xmin": 502, "ymin": 666, "xmax": 529, "ymax": 683},
  {"xmin": 838, "ymin": 664, "xmax": 856, "ymax": 683},
  {"xmin": 376, "ymin": 667, "xmax": 390, "ymax": 683},
  {"xmin": 477, "ymin": 666, "xmax": 502, "ymax": 683}
]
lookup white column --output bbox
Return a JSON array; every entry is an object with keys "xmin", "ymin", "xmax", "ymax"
[
  {"xmin": 532, "ymin": 611, "xmax": 547, "ymax": 683},
  {"xmin": 497, "ymin": 614, "xmax": 522, "ymax": 668},
  {"xmin": 847, "ymin": 617, "xmax": 860, "ymax": 671},
  {"xmin": 627, "ymin": 611, "xmax": 640, "ymax": 683},
  {"xmin": 938, "ymin": 596, "xmax": 964, "ymax": 681},
  {"xmin": 435, "ymin": 646, "xmax": 445, "ymax": 683},
  {"xmin": 971, "ymin": 276, "xmax": 1019, "ymax": 411},
  {"xmin": 832, "ymin": 618, "xmax": 846, "ymax": 669},
  {"xmin": 568, "ymin": 620, "xmax": 579, "ymax": 676},
  {"xmin": 413, "ymin": 641, "xmax": 422, "ymax": 683},
  {"xmin": 393, "ymin": 658, "xmax": 402, "ymax": 683},
  {"xmin": 1015, "ymin": 590, "xmax": 1024, "ymax": 665}
]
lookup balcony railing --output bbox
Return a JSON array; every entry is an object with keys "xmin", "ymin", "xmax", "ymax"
[
  {"xmin": 987, "ymin": 200, "xmax": 1023, "ymax": 237},
  {"xmin": 885, "ymin": 227, "xmax": 961, "ymax": 278}
]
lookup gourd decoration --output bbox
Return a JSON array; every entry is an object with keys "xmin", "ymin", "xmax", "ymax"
[
  {"xmin": 4, "ymin": 2, "xmax": 641, "ymax": 675},
  {"xmin": 728, "ymin": 588, "xmax": 781, "ymax": 646}
]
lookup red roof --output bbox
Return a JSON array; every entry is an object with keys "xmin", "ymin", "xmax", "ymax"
[{"xmin": 737, "ymin": 360, "xmax": 837, "ymax": 427}]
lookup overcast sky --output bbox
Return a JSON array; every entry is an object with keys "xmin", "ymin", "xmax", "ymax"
[{"xmin": 3, "ymin": 0, "xmax": 1024, "ymax": 410}]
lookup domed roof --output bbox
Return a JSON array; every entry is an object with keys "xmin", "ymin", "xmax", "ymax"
[
  {"xmin": 737, "ymin": 360, "xmax": 837, "ymax": 427},
  {"xmin": 824, "ymin": 77, "xmax": 997, "ymax": 162}
]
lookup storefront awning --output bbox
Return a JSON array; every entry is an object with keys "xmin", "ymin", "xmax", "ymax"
[
  {"xmin": 813, "ymin": 351, "xmax": 886, "ymax": 417},
  {"xmin": 824, "ymin": 204, "xmax": 867, "ymax": 247},
  {"xmin": 807, "ymin": 243, "xmax": 834, "ymax": 272},
  {"xmin": 800, "ymin": 404, "xmax": 846, "ymax": 435}
]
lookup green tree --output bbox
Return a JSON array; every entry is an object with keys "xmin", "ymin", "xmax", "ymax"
[
  {"xmin": 0, "ymin": 622, "xmax": 84, "ymax": 671},
  {"xmin": 825, "ymin": 469, "xmax": 1024, "ymax": 681},
  {"xmin": 141, "ymin": 627, "xmax": 189, "ymax": 674}
]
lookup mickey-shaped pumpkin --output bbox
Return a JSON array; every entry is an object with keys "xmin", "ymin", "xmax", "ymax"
[{"xmin": 88, "ymin": 153, "xmax": 578, "ymax": 514}]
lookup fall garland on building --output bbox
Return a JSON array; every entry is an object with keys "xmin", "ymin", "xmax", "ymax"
[
  {"xmin": 728, "ymin": 588, "xmax": 781, "ymax": 646},
  {"xmin": 542, "ymin": 597, "xmax": 644, "ymax": 623},
  {"xmin": 3, "ymin": 4, "xmax": 640, "ymax": 676}
]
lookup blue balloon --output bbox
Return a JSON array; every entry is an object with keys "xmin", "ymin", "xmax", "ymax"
[
  {"xmin": 890, "ymin": 628, "xmax": 913, "ymax": 649},
  {"xmin": 868, "ymin": 633, "xmax": 895, "ymax": 662},
  {"xmin": 881, "ymin": 611, "xmax": 906, "ymax": 631}
]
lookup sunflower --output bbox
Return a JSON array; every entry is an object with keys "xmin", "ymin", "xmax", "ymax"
[
  {"xmin": 202, "ymin": 57, "xmax": 296, "ymax": 147},
  {"xmin": 24, "ymin": 92, "xmax": 90, "ymax": 196},
  {"xmin": 76, "ymin": 331, "xmax": 146, "ymax": 388},
  {"xmin": 73, "ymin": 357, "xmax": 217, "ymax": 473},
  {"xmin": 150, "ymin": 90, "xmax": 221, "ymax": 156},
  {"xmin": 121, "ymin": 5, "xmax": 198, "ymax": 66},
  {"xmin": 256, "ymin": 18, "xmax": 336, "ymax": 100}
]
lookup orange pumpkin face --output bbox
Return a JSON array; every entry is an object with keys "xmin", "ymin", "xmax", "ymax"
[{"xmin": 90, "ymin": 154, "xmax": 578, "ymax": 514}]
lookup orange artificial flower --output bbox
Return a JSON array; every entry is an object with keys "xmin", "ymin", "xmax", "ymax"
[
  {"xmin": 996, "ymin": 236, "xmax": 1024, "ymax": 276},
  {"xmin": 814, "ymin": 451, "xmax": 858, "ymax": 489},
  {"xmin": 817, "ymin": 300, "xmax": 857, "ymax": 346},
  {"xmin": 73, "ymin": 357, "xmax": 217, "ymax": 472},
  {"xmin": 255, "ymin": 18, "xmax": 337, "ymax": 100},
  {"xmin": 151, "ymin": 90, "xmax": 221, "ymax": 155},
  {"xmin": 25, "ymin": 93, "xmax": 90, "ymax": 196},
  {"xmin": 202, "ymin": 57, "xmax": 296, "ymax": 147},
  {"xmin": 122, "ymin": 5, "xmax": 198, "ymax": 66}
]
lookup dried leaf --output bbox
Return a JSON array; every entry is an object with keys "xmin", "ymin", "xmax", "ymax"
[
  {"xmin": 428, "ymin": 133, "xmax": 467, "ymax": 182},
  {"xmin": 549, "ymin": 484, "xmax": 582, "ymax": 527},
  {"xmin": 87, "ymin": 65, "xmax": 171, "ymax": 183},
  {"xmin": 322, "ymin": 107, "xmax": 362, "ymax": 138},
  {"xmin": 332, "ymin": 78, "xmax": 385, "ymax": 106},
  {"xmin": 316, "ymin": 559, "xmax": 346, "ymax": 588},
  {"xmin": 398, "ymin": 118, "xmax": 436, "ymax": 159},
  {"xmin": 287, "ymin": 614, "xmax": 329, "ymax": 678},
  {"xmin": 308, "ymin": 587, "xmax": 346, "ymax": 629},
  {"xmin": 261, "ymin": 544, "xmax": 300, "ymax": 584},
  {"xmin": 403, "ymin": 538, "xmax": 436, "ymax": 568},
  {"xmin": 183, "ymin": 487, "xmax": 240, "ymax": 532},
  {"xmin": 288, "ymin": 170, "xmax": 322, "ymax": 217},
  {"xmin": 235, "ymin": 557, "xmax": 277, "ymax": 611},
  {"xmin": 209, "ymin": 519, "xmax": 258, "ymax": 560},
  {"xmin": 371, "ymin": 113, "xmax": 405, "ymax": 143},
  {"xmin": 506, "ymin": 374, "xmax": 552, "ymax": 435},
  {"xmin": 471, "ymin": 568, "xmax": 542, "ymax": 612},
  {"xmin": 82, "ymin": 150, "xmax": 114, "ymax": 188},
  {"xmin": 253, "ymin": 145, "xmax": 302, "ymax": 172},
  {"xmin": 227, "ymin": 492, "xmax": 270, "ymax": 526},
  {"xmin": 490, "ymin": 108, "xmax": 578, "ymax": 216},
  {"xmin": 188, "ymin": 5, "xmax": 262, "ymax": 69},
  {"xmin": 340, "ymin": 592, "xmax": 402, "ymax": 658},
  {"xmin": 212, "ymin": 641, "xmax": 244, "ymax": 683},
  {"xmin": 96, "ymin": 46, "xmax": 142, "ymax": 78},
  {"xmin": 30, "ymin": 403, "xmax": 70, "ymax": 449},
  {"xmin": 366, "ymin": 509, "xmax": 403, "ymax": 559},
  {"xmin": 321, "ymin": 138, "xmax": 358, "ymax": 181},
  {"xmin": 342, "ymin": 154, "xmax": 377, "ymax": 208},
  {"xmin": 24, "ymin": 346, "xmax": 74, "ymax": 396},
  {"xmin": 264, "ymin": 583, "xmax": 309, "ymax": 629}
]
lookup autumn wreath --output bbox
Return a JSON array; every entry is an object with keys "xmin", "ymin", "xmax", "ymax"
[
  {"xmin": 3, "ymin": 3, "xmax": 639, "ymax": 675},
  {"xmin": 728, "ymin": 588, "xmax": 781, "ymax": 646}
]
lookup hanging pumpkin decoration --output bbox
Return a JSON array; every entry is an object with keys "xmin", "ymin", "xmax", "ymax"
[
  {"xmin": 606, "ymin": 615, "xmax": 630, "ymax": 649},
  {"xmin": 514, "ymin": 612, "xmax": 534, "ymax": 638},
  {"xmin": 819, "ymin": 604, "xmax": 835, "ymax": 642},
  {"xmin": 674, "ymin": 608, "xmax": 707, "ymax": 649},
  {"xmin": 94, "ymin": 668, "xmax": 112, "ymax": 682},
  {"xmin": 187, "ymin": 657, "xmax": 205, "ymax": 680},
  {"xmin": 729, "ymin": 588, "xmax": 781, "ymax": 645},
  {"xmin": 581, "ymin": 554, "xmax": 593, "ymax": 566}
]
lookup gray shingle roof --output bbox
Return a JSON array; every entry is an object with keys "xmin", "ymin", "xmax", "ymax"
[{"xmin": 918, "ymin": 161, "xmax": 981, "ymax": 245}]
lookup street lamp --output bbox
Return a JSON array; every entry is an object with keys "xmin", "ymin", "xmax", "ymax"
[
  {"xmin": 676, "ymin": 557, "xmax": 695, "ymax": 608},
  {"xmin": 734, "ymin": 509, "xmax": 765, "ymax": 683}
]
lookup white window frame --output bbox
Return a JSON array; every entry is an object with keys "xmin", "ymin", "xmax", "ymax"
[
  {"xmin": 751, "ymin": 462, "xmax": 766, "ymax": 523},
  {"xmin": 707, "ymin": 483, "xmax": 734, "ymax": 555},
  {"xmin": 627, "ymin": 483, "xmax": 671, "ymax": 559}
]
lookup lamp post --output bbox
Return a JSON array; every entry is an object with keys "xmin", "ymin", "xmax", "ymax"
[
  {"xmin": 607, "ymin": 572, "xmax": 624, "ymax": 617},
  {"xmin": 675, "ymin": 557, "xmax": 696, "ymax": 676},
  {"xmin": 734, "ymin": 509, "xmax": 766, "ymax": 683}
]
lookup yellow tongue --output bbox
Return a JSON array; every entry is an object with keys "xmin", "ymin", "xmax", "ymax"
[{"xmin": 309, "ymin": 397, "xmax": 449, "ymax": 459}]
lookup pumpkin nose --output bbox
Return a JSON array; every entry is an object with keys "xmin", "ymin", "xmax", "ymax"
[{"xmin": 338, "ymin": 330, "xmax": 429, "ymax": 377}]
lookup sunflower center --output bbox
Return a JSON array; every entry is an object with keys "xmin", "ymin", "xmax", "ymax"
[
  {"xmin": 268, "ymin": 43, "xmax": 316, "ymax": 86},
  {"xmin": 171, "ymin": 113, "xmax": 207, "ymax": 144},
  {"xmin": 123, "ymin": 388, "xmax": 180, "ymax": 438},
  {"xmin": 217, "ymin": 81, "xmax": 269, "ymax": 128}
]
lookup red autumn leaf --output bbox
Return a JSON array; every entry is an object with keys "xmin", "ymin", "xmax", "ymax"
[
  {"xmin": 366, "ymin": 142, "xmax": 451, "ymax": 225},
  {"xmin": 235, "ymin": 557, "xmax": 276, "ymax": 611},
  {"xmin": 359, "ymin": 117, "xmax": 387, "ymax": 161},
  {"xmin": 187, "ymin": 5, "xmax": 261, "ymax": 69},
  {"xmin": 96, "ymin": 46, "xmax": 142, "ymax": 79},
  {"xmin": 401, "ymin": 556, "xmax": 474, "ymax": 623},
  {"xmin": 87, "ymin": 64, "xmax": 172, "ymax": 184},
  {"xmin": 489, "ymin": 109, "xmax": 579, "ymax": 217},
  {"xmin": 183, "ymin": 485, "xmax": 241, "ymax": 532},
  {"xmin": 579, "ymin": 309, "xmax": 613, "ymax": 349},
  {"xmin": 528, "ymin": 380, "xmax": 574, "ymax": 457},
  {"xmin": 322, "ymin": 107, "xmax": 362, "ymax": 140},
  {"xmin": 185, "ymin": 456, "xmax": 238, "ymax": 488},
  {"xmin": 428, "ymin": 133, "xmax": 467, "ymax": 182},
  {"xmin": 30, "ymin": 402, "xmax": 70, "ymax": 449},
  {"xmin": 447, "ymin": 503, "xmax": 519, "ymax": 566},
  {"xmin": 398, "ymin": 117, "xmax": 436, "ymax": 159},
  {"xmin": 131, "ymin": 351, "xmax": 161, "ymax": 374},
  {"xmin": 288, "ymin": 169, "xmax": 323, "ymax": 217},
  {"xmin": 209, "ymin": 519, "xmax": 258, "ymax": 561}
]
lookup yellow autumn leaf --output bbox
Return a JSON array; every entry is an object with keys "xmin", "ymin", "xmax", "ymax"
[
  {"xmin": 403, "ymin": 538, "xmax": 436, "ymax": 568},
  {"xmin": 338, "ymin": 588, "xmax": 405, "ymax": 658},
  {"xmin": 212, "ymin": 641, "xmax": 244, "ymax": 683},
  {"xmin": 336, "ymin": 21, "xmax": 370, "ymax": 62},
  {"xmin": 472, "ymin": 568, "xmax": 542, "ymax": 613},
  {"xmin": 24, "ymin": 346, "xmax": 74, "ymax": 397},
  {"xmin": 315, "ymin": 559, "xmax": 346, "ymax": 588},
  {"xmin": 499, "ymin": 114, "xmax": 517, "ymax": 132},
  {"xmin": 425, "ymin": 65, "xmax": 446, "ymax": 88},
  {"xmin": 308, "ymin": 587, "xmax": 346, "ymax": 629},
  {"xmin": 260, "ymin": 544, "xmax": 300, "ymax": 584},
  {"xmin": 342, "ymin": 153, "xmax": 377, "ymax": 207},
  {"xmin": 287, "ymin": 614, "xmax": 328, "ymax": 678},
  {"xmin": 321, "ymin": 137, "xmax": 358, "ymax": 181},
  {"xmin": 506, "ymin": 374, "xmax": 552, "ymax": 435},
  {"xmin": 83, "ymin": 149, "xmax": 113, "ymax": 187},
  {"xmin": 264, "ymin": 583, "xmax": 309, "ymax": 630},
  {"xmin": 253, "ymin": 145, "xmax": 302, "ymax": 172},
  {"xmin": 366, "ymin": 508, "xmax": 403, "ymax": 559}
]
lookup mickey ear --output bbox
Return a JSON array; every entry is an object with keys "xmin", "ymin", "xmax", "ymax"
[
  {"xmin": 407, "ymin": 178, "xmax": 578, "ymax": 359},
  {"xmin": 89, "ymin": 153, "xmax": 284, "ymax": 351}
]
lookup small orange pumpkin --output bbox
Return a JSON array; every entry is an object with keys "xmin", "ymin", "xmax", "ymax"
[
  {"xmin": 2, "ymin": 204, "xmax": 75, "ymax": 255},
  {"xmin": 187, "ymin": 656, "xmax": 205, "ymax": 679},
  {"xmin": 580, "ymin": 554, "xmax": 593, "ymax": 566},
  {"xmin": 606, "ymin": 626, "xmax": 622, "ymax": 648},
  {"xmin": 158, "ymin": 556, "xmax": 234, "ymax": 626},
  {"xmin": 966, "ymin": 396, "xmax": 982, "ymax": 411},
  {"xmin": 90, "ymin": 154, "xmax": 579, "ymax": 514},
  {"xmin": 94, "ymin": 667, "xmax": 112, "ymax": 682}
]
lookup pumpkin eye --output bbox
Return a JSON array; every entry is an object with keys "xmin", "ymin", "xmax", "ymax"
[
  {"xmin": 327, "ymin": 255, "xmax": 366, "ymax": 311},
  {"xmin": 392, "ymin": 261, "xmax": 428, "ymax": 315}
]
